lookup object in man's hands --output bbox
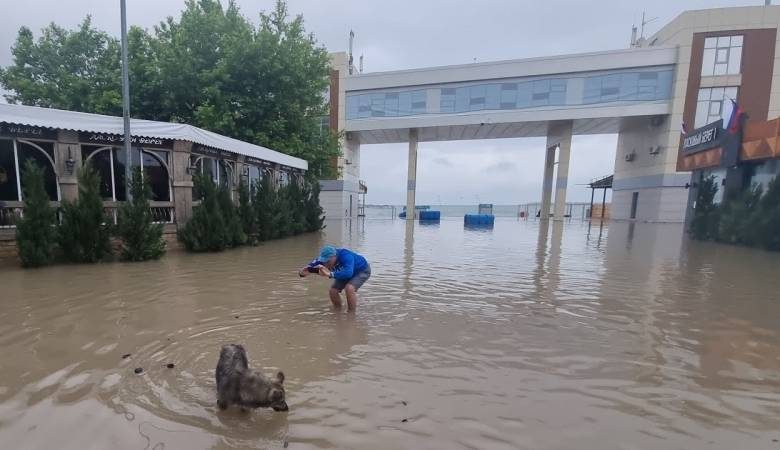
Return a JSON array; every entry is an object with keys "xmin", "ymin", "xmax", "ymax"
[{"xmin": 305, "ymin": 259, "xmax": 321, "ymax": 273}]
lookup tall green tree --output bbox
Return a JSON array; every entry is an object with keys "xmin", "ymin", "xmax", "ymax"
[
  {"xmin": 1, "ymin": 0, "xmax": 340, "ymax": 178},
  {"xmin": 0, "ymin": 17, "xmax": 122, "ymax": 115},
  {"xmin": 116, "ymin": 167, "xmax": 166, "ymax": 261},
  {"xmin": 57, "ymin": 163, "xmax": 112, "ymax": 263},
  {"xmin": 15, "ymin": 160, "xmax": 57, "ymax": 267}
]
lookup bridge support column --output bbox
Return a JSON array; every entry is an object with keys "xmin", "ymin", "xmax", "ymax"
[
  {"xmin": 551, "ymin": 121, "xmax": 573, "ymax": 221},
  {"xmin": 539, "ymin": 145, "xmax": 556, "ymax": 220},
  {"xmin": 405, "ymin": 128, "xmax": 418, "ymax": 220}
]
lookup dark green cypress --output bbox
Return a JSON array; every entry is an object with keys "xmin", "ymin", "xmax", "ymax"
[
  {"xmin": 116, "ymin": 167, "xmax": 166, "ymax": 261},
  {"xmin": 15, "ymin": 160, "xmax": 56, "ymax": 267},
  {"xmin": 57, "ymin": 162, "xmax": 112, "ymax": 263}
]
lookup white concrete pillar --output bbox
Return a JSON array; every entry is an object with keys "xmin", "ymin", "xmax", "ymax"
[
  {"xmin": 539, "ymin": 145, "xmax": 556, "ymax": 220},
  {"xmin": 549, "ymin": 121, "xmax": 573, "ymax": 221},
  {"xmin": 406, "ymin": 128, "xmax": 418, "ymax": 220}
]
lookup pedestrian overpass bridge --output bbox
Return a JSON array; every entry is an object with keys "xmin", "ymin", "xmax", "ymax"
[
  {"xmin": 343, "ymin": 46, "xmax": 675, "ymax": 144},
  {"xmin": 339, "ymin": 46, "xmax": 678, "ymax": 220}
]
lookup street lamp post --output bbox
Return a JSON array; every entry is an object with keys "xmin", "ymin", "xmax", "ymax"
[{"xmin": 120, "ymin": 0, "xmax": 132, "ymax": 201}]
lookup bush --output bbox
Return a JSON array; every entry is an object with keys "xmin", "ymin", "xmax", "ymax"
[
  {"xmin": 57, "ymin": 162, "xmax": 111, "ymax": 263},
  {"xmin": 717, "ymin": 183, "xmax": 762, "ymax": 245},
  {"xmin": 116, "ymin": 167, "xmax": 166, "ymax": 261},
  {"xmin": 303, "ymin": 179, "xmax": 325, "ymax": 232},
  {"xmin": 180, "ymin": 174, "xmax": 228, "ymax": 252},
  {"xmin": 15, "ymin": 160, "xmax": 56, "ymax": 267},
  {"xmin": 754, "ymin": 175, "xmax": 780, "ymax": 251},
  {"xmin": 217, "ymin": 182, "xmax": 246, "ymax": 247},
  {"xmin": 689, "ymin": 175, "xmax": 720, "ymax": 241},
  {"xmin": 254, "ymin": 175, "xmax": 281, "ymax": 241},
  {"xmin": 237, "ymin": 178, "xmax": 257, "ymax": 245}
]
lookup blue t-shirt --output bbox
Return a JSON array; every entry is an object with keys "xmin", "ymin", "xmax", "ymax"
[{"xmin": 331, "ymin": 248, "xmax": 369, "ymax": 281}]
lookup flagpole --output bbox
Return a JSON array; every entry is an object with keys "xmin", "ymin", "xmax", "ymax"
[{"xmin": 120, "ymin": 0, "xmax": 132, "ymax": 201}]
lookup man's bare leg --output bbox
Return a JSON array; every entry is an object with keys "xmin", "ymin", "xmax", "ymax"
[
  {"xmin": 329, "ymin": 288, "xmax": 343, "ymax": 309},
  {"xmin": 345, "ymin": 284, "xmax": 358, "ymax": 312}
]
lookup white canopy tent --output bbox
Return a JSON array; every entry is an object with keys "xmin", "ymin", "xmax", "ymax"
[{"xmin": 0, "ymin": 103, "xmax": 308, "ymax": 170}]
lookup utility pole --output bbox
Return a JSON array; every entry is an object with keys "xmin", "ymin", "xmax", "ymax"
[{"xmin": 120, "ymin": 0, "xmax": 133, "ymax": 200}]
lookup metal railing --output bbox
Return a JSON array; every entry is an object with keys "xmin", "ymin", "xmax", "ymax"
[
  {"xmin": 103, "ymin": 202, "xmax": 176, "ymax": 225},
  {"xmin": 1, "ymin": 203, "xmax": 175, "ymax": 229},
  {"xmin": 0, "ymin": 206, "xmax": 23, "ymax": 229}
]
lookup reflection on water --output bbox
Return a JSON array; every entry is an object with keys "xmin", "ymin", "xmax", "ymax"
[{"xmin": 1, "ymin": 218, "xmax": 779, "ymax": 449}]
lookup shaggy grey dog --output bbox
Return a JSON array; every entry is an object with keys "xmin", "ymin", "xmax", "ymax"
[{"xmin": 215, "ymin": 344, "xmax": 288, "ymax": 412}]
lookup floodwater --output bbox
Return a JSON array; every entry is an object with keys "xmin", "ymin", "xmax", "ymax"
[{"xmin": 1, "ymin": 218, "xmax": 779, "ymax": 450}]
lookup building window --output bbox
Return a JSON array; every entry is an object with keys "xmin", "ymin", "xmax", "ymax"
[
  {"xmin": 0, "ymin": 138, "xmax": 59, "ymax": 202},
  {"xmin": 345, "ymin": 68, "xmax": 674, "ymax": 120},
  {"xmin": 278, "ymin": 170, "xmax": 290, "ymax": 188},
  {"xmin": 695, "ymin": 86, "xmax": 738, "ymax": 128},
  {"xmin": 247, "ymin": 165, "xmax": 263, "ymax": 193},
  {"xmin": 191, "ymin": 155, "xmax": 233, "ymax": 199},
  {"xmin": 702, "ymin": 35, "xmax": 743, "ymax": 76},
  {"xmin": 84, "ymin": 146, "xmax": 170, "ymax": 202}
]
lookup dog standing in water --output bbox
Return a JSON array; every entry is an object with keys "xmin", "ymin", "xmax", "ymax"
[{"xmin": 215, "ymin": 344, "xmax": 289, "ymax": 412}]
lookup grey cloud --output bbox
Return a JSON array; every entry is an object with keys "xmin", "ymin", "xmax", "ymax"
[
  {"xmin": 432, "ymin": 157, "xmax": 452, "ymax": 167},
  {"xmin": 484, "ymin": 161, "xmax": 518, "ymax": 173}
]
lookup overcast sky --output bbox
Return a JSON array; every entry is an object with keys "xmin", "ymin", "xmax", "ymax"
[{"xmin": 0, "ymin": 0, "xmax": 761, "ymax": 204}]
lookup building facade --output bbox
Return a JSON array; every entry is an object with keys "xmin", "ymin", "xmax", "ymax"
[
  {"xmin": 613, "ymin": 5, "xmax": 780, "ymax": 221},
  {"xmin": 0, "ymin": 104, "xmax": 307, "ymax": 259}
]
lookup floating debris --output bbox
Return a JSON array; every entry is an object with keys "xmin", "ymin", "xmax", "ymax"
[
  {"xmin": 121, "ymin": 353, "xmax": 131, "ymax": 359},
  {"xmin": 134, "ymin": 367, "xmax": 143, "ymax": 374},
  {"xmin": 166, "ymin": 363, "xmax": 175, "ymax": 369},
  {"xmin": 401, "ymin": 401, "xmax": 407, "ymax": 406},
  {"xmin": 401, "ymin": 418, "xmax": 408, "ymax": 423},
  {"xmin": 234, "ymin": 315, "xmax": 240, "ymax": 319}
]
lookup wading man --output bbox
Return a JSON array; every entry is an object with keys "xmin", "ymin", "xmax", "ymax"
[{"xmin": 299, "ymin": 245, "xmax": 371, "ymax": 311}]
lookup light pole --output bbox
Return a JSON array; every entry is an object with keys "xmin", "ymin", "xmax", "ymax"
[{"xmin": 120, "ymin": 0, "xmax": 132, "ymax": 201}]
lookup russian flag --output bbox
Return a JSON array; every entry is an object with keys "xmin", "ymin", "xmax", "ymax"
[{"xmin": 726, "ymin": 99, "xmax": 744, "ymax": 134}]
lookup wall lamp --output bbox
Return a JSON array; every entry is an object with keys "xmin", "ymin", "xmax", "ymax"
[{"xmin": 65, "ymin": 147, "xmax": 76, "ymax": 175}]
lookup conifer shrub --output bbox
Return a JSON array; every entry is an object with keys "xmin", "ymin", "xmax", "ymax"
[
  {"xmin": 116, "ymin": 167, "xmax": 166, "ymax": 261},
  {"xmin": 57, "ymin": 162, "xmax": 111, "ymax": 263},
  {"xmin": 15, "ymin": 160, "xmax": 56, "ymax": 267}
]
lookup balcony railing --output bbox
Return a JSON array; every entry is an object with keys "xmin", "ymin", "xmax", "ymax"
[{"xmin": 1, "ymin": 201, "xmax": 175, "ymax": 229}]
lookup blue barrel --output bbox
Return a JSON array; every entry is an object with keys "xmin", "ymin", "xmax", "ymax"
[
  {"xmin": 464, "ymin": 214, "xmax": 495, "ymax": 226},
  {"xmin": 419, "ymin": 210, "xmax": 441, "ymax": 222}
]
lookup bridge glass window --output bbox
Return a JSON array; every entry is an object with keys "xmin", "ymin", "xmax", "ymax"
[
  {"xmin": 695, "ymin": 86, "xmax": 738, "ymax": 128},
  {"xmin": 583, "ymin": 70, "xmax": 671, "ymax": 104},
  {"xmin": 702, "ymin": 35, "xmax": 742, "ymax": 76},
  {"xmin": 347, "ymin": 68, "xmax": 673, "ymax": 119},
  {"xmin": 346, "ymin": 90, "xmax": 428, "ymax": 119}
]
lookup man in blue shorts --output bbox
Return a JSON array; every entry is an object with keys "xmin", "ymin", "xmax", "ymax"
[{"xmin": 299, "ymin": 245, "xmax": 371, "ymax": 311}]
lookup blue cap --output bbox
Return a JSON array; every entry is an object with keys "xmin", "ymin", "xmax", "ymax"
[{"xmin": 317, "ymin": 245, "xmax": 337, "ymax": 263}]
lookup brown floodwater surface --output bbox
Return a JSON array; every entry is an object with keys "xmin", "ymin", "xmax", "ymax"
[{"xmin": 1, "ymin": 219, "xmax": 779, "ymax": 449}]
